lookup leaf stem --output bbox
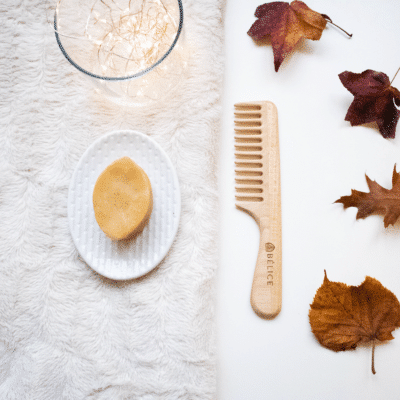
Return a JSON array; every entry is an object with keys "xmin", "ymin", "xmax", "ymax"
[
  {"xmin": 321, "ymin": 14, "xmax": 353, "ymax": 38},
  {"xmin": 371, "ymin": 339, "xmax": 376, "ymax": 375},
  {"xmin": 391, "ymin": 66, "xmax": 400, "ymax": 85}
]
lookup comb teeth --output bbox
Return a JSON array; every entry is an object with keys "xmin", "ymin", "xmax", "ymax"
[{"xmin": 234, "ymin": 104, "xmax": 265, "ymax": 205}]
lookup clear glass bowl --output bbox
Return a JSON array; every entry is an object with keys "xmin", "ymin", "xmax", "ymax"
[{"xmin": 54, "ymin": 0, "xmax": 186, "ymax": 106}]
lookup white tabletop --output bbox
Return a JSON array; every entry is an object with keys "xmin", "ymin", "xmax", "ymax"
[{"xmin": 217, "ymin": 0, "xmax": 400, "ymax": 398}]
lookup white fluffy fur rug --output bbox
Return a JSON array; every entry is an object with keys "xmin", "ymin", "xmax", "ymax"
[{"xmin": 0, "ymin": 0, "xmax": 224, "ymax": 398}]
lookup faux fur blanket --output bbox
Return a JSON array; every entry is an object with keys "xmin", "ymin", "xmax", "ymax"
[{"xmin": 0, "ymin": 0, "xmax": 224, "ymax": 398}]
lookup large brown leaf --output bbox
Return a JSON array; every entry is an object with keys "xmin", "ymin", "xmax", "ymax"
[
  {"xmin": 335, "ymin": 165, "xmax": 400, "ymax": 227},
  {"xmin": 339, "ymin": 70, "xmax": 400, "ymax": 139},
  {"xmin": 309, "ymin": 271, "xmax": 400, "ymax": 374},
  {"xmin": 247, "ymin": 1, "xmax": 328, "ymax": 71}
]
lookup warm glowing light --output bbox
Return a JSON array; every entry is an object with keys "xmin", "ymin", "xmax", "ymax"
[{"xmin": 84, "ymin": 0, "xmax": 178, "ymax": 76}]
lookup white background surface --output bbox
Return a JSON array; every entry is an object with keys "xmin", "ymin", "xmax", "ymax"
[{"xmin": 217, "ymin": 0, "xmax": 400, "ymax": 399}]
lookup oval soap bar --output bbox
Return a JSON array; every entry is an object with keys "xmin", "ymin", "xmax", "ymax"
[{"xmin": 93, "ymin": 156, "xmax": 153, "ymax": 240}]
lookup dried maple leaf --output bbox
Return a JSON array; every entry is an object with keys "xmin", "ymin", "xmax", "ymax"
[
  {"xmin": 339, "ymin": 69, "xmax": 400, "ymax": 138},
  {"xmin": 335, "ymin": 165, "xmax": 400, "ymax": 227},
  {"xmin": 309, "ymin": 271, "xmax": 400, "ymax": 374},
  {"xmin": 247, "ymin": 1, "xmax": 328, "ymax": 72}
]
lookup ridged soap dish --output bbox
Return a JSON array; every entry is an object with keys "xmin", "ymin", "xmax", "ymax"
[{"xmin": 68, "ymin": 130, "xmax": 181, "ymax": 280}]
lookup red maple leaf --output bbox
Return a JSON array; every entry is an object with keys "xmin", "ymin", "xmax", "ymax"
[
  {"xmin": 247, "ymin": 1, "xmax": 328, "ymax": 72},
  {"xmin": 339, "ymin": 69, "xmax": 400, "ymax": 139}
]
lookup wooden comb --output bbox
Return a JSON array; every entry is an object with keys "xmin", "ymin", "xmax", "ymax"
[{"xmin": 234, "ymin": 101, "xmax": 282, "ymax": 319}]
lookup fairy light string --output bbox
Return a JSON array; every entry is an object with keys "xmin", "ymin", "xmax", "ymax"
[
  {"xmin": 54, "ymin": 0, "xmax": 178, "ymax": 77},
  {"xmin": 88, "ymin": 0, "xmax": 176, "ymax": 76}
]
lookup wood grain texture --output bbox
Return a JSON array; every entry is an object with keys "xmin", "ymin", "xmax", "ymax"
[{"xmin": 234, "ymin": 101, "xmax": 282, "ymax": 319}]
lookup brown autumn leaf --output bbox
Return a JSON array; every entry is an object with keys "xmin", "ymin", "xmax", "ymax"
[
  {"xmin": 339, "ymin": 70, "xmax": 400, "ymax": 139},
  {"xmin": 247, "ymin": 1, "xmax": 328, "ymax": 72},
  {"xmin": 309, "ymin": 271, "xmax": 400, "ymax": 374},
  {"xmin": 335, "ymin": 165, "xmax": 400, "ymax": 227}
]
